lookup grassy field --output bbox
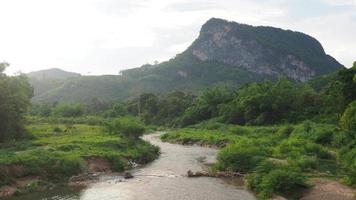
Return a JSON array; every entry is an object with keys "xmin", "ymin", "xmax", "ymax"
[{"xmin": 0, "ymin": 122, "xmax": 159, "ymax": 188}]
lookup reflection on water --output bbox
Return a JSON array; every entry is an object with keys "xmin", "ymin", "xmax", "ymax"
[{"xmin": 5, "ymin": 133, "xmax": 255, "ymax": 200}]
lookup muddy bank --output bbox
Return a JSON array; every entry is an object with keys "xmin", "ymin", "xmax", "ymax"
[{"xmin": 301, "ymin": 178, "xmax": 356, "ymax": 200}]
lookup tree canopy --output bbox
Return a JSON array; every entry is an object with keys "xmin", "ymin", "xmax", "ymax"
[{"xmin": 0, "ymin": 63, "xmax": 33, "ymax": 142}]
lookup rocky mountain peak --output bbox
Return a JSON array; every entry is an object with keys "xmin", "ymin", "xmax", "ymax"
[{"xmin": 186, "ymin": 18, "xmax": 343, "ymax": 81}]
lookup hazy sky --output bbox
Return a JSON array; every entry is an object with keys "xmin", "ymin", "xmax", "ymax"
[{"xmin": 1, "ymin": 0, "xmax": 355, "ymax": 75}]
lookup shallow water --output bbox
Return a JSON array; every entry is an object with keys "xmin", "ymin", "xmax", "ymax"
[{"xmin": 6, "ymin": 133, "xmax": 255, "ymax": 200}]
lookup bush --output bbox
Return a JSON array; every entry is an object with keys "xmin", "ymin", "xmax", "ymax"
[
  {"xmin": 53, "ymin": 104, "xmax": 84, "ymax": 117},
  {"xmin": 247, "ymin": 165, "xmax": 308, "ymax": 199},
  {"xmin": 107, "ymin": 156, "xmax": 126, "ymax": 172},
  {"xmin": 340, "ymin": 101, "xmax": 356, "ymax": 135},
  {"xmin": 106, "ymin": 117, "xmax": 145, "ymax": 140},
  {"xmin": 276, "ymin": 125, "xmax": 294, "ymax": 138},
  {"xmin": 216, "ymin": 141, "xmax": 266, "ymax": 172},
  {"xmin": 339, "ymin": 145, "xmax": 356, "ymax": 186},
  {"xmin": 228, "ymin": 125, "xmax": 252, "ymax": 135},
  {"xmin": 274, "ymin": 138, "xmax": 333, "ymax": 160},
  {"xmin": 291, "ymin": 122, "xmax": 338, "ymax": 146}
]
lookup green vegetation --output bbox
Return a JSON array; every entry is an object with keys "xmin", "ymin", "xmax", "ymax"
[
  {"xmin": 340, "ymin": 101, "xmax": 356, "ymax": 133},
  {"xmin": 161, "ymin": 122, "xmax": 346, "ymax": 199},
  {"xmin": 0, "ymin": 121, "xmax": 159, "ymax": 188},
  {"xmin": 159, "ymin": 63, "xmax": 356, "ymax": 199},
  {"xmin": 0, "ymin": 65, "xmax": 159, "ymax": 194},
  {"xmin": 105, "ymin": 116, "xmax": 146, "ymax": 140},
  {"xmin": 0, "ymin": 63, "xmax": 33, "ymax": 142},
  {"xmin": 1, "ymin": 54, "xmax": 355, "ymax": 200}
]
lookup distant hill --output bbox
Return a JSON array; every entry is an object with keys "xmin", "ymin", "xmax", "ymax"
[
  {"xmin": 27, "ymin": 68, "xmax": 80, "ymax": 81},
  {"xmin": 30, "ymin": 18, "xmax": 344, "ymax": 104},
  {"xmin": 27, "ymin": 68, "xmax": 81, "ymax": 97}
]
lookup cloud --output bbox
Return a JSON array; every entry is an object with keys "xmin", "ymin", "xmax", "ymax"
[{"xmin": 0, "ymin": 0, "xmax": 355, "ymax": 75}]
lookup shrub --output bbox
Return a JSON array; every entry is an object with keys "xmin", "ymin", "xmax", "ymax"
[
  {"xmin": 339, "ymin": 145, "xmax": 356, "ymax": 186},
  {"xmin": 340, "ymin": 101, "xmax": 356, "ymax": 135},
  {"xmin": 276, "ymin": 125, "xmax": 294, "ymax": 138},
  {"xmin": 107, "ymin": 156, "xmax": 126, "ymax": 172},
  {"xmin": 106, "ymin": 117, "xmax": 145, "ymax": 140},
  {"xmin": 274, "ymin": 138, "xmax": 333, "ymax": 160},
  {"xmin": 247, "ymin": 166, "xmax": 308, "ymax": 199},
  {"xmin": 53, "ymin": 104, "xmax": 84, "ymax": 117},
  {"xmin": 216, "ymin": 141, "xmax": 266, "ymax": 172},
  {"xmin": 228, "ymin": 125, "xmax": 252, "ymax": 135}
]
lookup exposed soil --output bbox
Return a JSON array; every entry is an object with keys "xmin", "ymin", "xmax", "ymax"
[
  {"xmin": 86, "ymin": 157, "xmax": 112, "ymax": 173},
  {"xmin": 0, "ymin": 176, "xmax": 40, "ymax": 198},
  {"xmin": 0, "ymin": 186, "xmax": 17, "ymax": 198},
  {"xmin": 15, "ymin": 176, "xmax": 39, "ymax": 187},
  {"xmin": 0, "ymin": 157, "xmax": 115, "ymax": 198},
  {"xmin": 301, "ymin": 178, "xmax": 356, "ymax": 200}
]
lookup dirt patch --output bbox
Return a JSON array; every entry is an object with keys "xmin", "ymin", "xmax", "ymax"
[
  {"xmin": 68, "ymin": 157, "xmax": 113, "ymax": 186},
  {"xmin": 301, "ymin": 178, "xmax": 356, "ymax": 200},
  {"xmin": 269, "ymin": 196, "xmax": 287, "ymax": 200},
  {"xmin": 86, "ymin": 157, "xmax": 111, "ymax": 173},
  {"xmin": 0, "ymin": 186, "xmax": 17, "ymax": 198},
  {"xmin": 15, "ymin": 176, "xmax": 39, "ymax": 187},
  {"xmin": 0, "ymin": 164, "xmax": 26, "ymax": 178}
]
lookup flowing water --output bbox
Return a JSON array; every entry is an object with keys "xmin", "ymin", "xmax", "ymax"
[{"xmin": 6, "ymin": 133, "xmax": 256, "ymax": 200}]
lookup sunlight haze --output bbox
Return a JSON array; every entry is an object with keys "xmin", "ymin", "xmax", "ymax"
[{"xmin": 1, "ymin": 0, "xmax": 355, "ymax": 75}]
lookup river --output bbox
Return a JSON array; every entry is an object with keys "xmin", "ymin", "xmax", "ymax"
[{"xmin": 6, "ymin": 133, "xmax": 256, "ymax": 200}]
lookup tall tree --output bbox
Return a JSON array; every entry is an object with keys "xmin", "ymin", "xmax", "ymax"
[{"xmin": 0, "ymin": 63, "xmax": 33, "ymax": 142}]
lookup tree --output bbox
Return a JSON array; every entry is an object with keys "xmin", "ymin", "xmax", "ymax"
[
  {"xmin": 0, "ymin": 63, "xmax": 33, "ymax": 142},
  {"xmin": 53, "ymin": 104, "xmax": 84, "ymax": 117},
  {"xmin": 106, "ymin": 117, "xmax": 145, "ymax": 140},
  {"xmin": 340, "ymin": 101, "xmax": 356, "ymax": 134},
  {"xmin": 0, "ymin": 62, "xmax": 9, "ymax": 74},
  {"xmin": 338, "ymin": 68, "xmax": 356, "ymax": 104}
]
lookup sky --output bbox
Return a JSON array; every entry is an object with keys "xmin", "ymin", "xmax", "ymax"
[{"xmin": 0, "ymin": 0, "xmax": 355, "ymax": 75}]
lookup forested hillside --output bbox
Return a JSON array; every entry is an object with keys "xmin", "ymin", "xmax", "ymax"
[{"xmin": 29, "ymin": 18, "xmax": 343, "ymax": 104}]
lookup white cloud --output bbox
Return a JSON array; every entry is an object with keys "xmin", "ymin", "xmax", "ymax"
[{"xmin": 0, "ymin": 0, "xmax": 355, "ymax": 75}]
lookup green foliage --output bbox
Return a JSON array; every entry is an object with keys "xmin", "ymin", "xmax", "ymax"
[
  {"xmin": 273, "ymin": 138, "xmax": 333, "ymax": 160},
  {"xmin": 106, "ymin": 117, "xmax": 145, "ymax": 140},
  {"xmin": 104, "ymin": 103, "xmax": 127, "ymax": 118},
  {"xmin": 0, "ymin": 62, "xmax": 9, "ymax": 73},
  {"xmin": 163, "ymin": 121, "xmax": 346, "ymax": 197},
  {"xmin": 0, "ymin": 123, "xmax": 159, "ymax": 184},
  {"xmin": 32, "ymin": 54, "xmax": 267, "ymax": 104},
  {"xmin": 125, "ymin": 91, "xmax": 195, "ymax": 126},
  {"xmin": 217, "ymin": 79, "xmax": 320, "ymax": 125},
  {"xmin": 216, "ymin": 140, "xmax": 266, "ymax": 172},
  {"xmin": 340, "ymin": 101, "xmax": 356, "ymax": 134},
  {"xmin": 30, "ymin": 103, "xmax": 53, "ymax": 117},
  {"xmin": 247, "ymin": 165, "xmax": 308, "ymax": 199},
  {"xmin": 0, "ymin": 63, "xmax": 33, "ymax": 142},
  {"xmin": 339, "ymin": 145, "xmax": 356, "ymax": 186},
  {"xmin": 53, "ymin": 104, "xmax": 84, "ymax": 117}
]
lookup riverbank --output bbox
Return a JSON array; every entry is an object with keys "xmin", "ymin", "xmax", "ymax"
[
  {"xmin": 0, "ymin": 123, "xmax": 159, "ymax": 198},
  {"xmin": 161, "ymin": 122, "xmax": 356, "ymax": 199},
  {"xmin": 1, "ymin": 133, "xmax": 256, "ymax": 200}
]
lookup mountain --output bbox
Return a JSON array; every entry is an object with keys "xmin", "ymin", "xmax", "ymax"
[
  {"xmin": 186, "ymin": 18, "xmax": 342, "ymax": 81},
  {"xmin": 30, "ymin": 18, "xmax": 344, "ymax": 104},
  {"xmin": 27, "ymin": 68, "xmax": 81, "ymax": 81},
  {"xmin": 27, "ymin": 68, "xmax": 81, "ymax": 96}
]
